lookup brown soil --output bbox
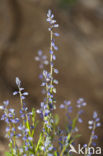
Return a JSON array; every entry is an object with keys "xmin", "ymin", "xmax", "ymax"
[{"xmin": 0, "ymin": 0, "xmax": 103, "ymax": 155}]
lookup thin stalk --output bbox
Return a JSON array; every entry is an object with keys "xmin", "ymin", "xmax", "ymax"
[
  {"xmin": 60, "ymin": 132, "xmax": 72, "ymax": 156},
  {"xmin": 84, "ymin": 121, "xmax": 96, "ymax": 156},
  {"xmin": 12, "ymin": 114, "xmax": 16, "ymax": 150},
  {"xmin": 18, "ymin": 88, "xmax": 26, "ymax": 129},
  {"xmin": 60, "ymin": 113, "xmax": 79, "ymax": 156},
  {"xmin": 50, "ymin": 30, "xmax": 53, "ymax": 87},
  {"xmin": 18, "ymin": 88, "xmax": 27, "ymax": 154}
]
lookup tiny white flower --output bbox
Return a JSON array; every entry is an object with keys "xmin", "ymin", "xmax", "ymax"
[{"xmin": 0, "ymin": 106, "xmax": 4, "ymax": 110}]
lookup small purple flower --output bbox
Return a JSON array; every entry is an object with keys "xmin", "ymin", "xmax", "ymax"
[
  {"xmin": 54, "ymin": 33, "xmax": 60, "ymax": 37},
  {"xmin": 93, "ymin": 112, "xmax": 97, "ymax": 119},
  {"xmin": 53, "ymin": 55, "xmax": 56, "ymax": 60},
  {"xmin": 18, "ymin": 124, "xmax": 23, "ymax": 131},
  {"xmin": 92, "ymin": 135, "xmax": 98, "ymax": 140},
  {"xmin": 35, "ymin": 50, "xmax": 48, "ymax": 69},
  {"xmin": 16, "ymin": 77, "xmax": 21, "ymax": 87},
  {"xmin": 96, "ymin": 123, "xmax": 101, "ymax": 127},
  {"xmin": 53, "ymin": 79, "xmax": 59, "ymax": 85},
  {"xmin": 3, "ymin": 100, "xmax": 9, "ymax": 106},
  {"xmin": 23, "ymin": 92, "xmax": 29, "ymax": 96},
  {"xmin": 60, "ymin": 104, "xmax": 65, "ymax": 109},
  {"xmin": 16, "ymin": 134, "xmax": 22, "ymax": 138},
  {"xmin": 22, "ymin": 136, "xmax": 27, "ymax": 141},
  {"xmin": 60, "ymin": 100, "xmax": 71, "ymax": 110},
  {"xmin": 5, "ymin": 127, "xmax": 10, "ymax": 132},
  {"xmin": 68, "ymin": 106, "xmax": 72, "ymax": 113},
  {"xmin": 78, "ymin": 117, "xmax": 83, "ymax": 123},
  {"xmin": 49, "ymin": 50, "xmax": 53, "ymax": 54},
  {"xmin": 76, "ymin": 98, "xmax": 87, "ymax": 108},
  {"xmin": 13, "ymin": 91, "xmax": 18, "ymax": 96},
  {"xmin": 64, "ymin": 100, "xmax": 71, "ymax": 106},
  {"xmin": 28, "ymin": 137, "xmax": 33, "ymax": 141},
  {"xmin": 9, "ymin": 109, "xmax": 15, "ymax": 113}
]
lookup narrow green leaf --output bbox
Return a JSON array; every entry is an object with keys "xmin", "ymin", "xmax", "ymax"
[{"xmin": 5, "ymin": 152, "xmax": 12, "ymax": 156}]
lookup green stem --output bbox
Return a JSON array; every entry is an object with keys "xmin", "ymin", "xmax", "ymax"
[
  {"xmin": 50, "ymin": 30, "xmax": 53, "ymax": 87},
  {"xmin": 60, "ymin": 132, "xmax": 72, "ymax": 156},
  {"xmin": 84, "ymin": 121, "xmax": 96, "ymax": 156},
  {"xmin": 35, "ymin": 133, "xmax": 43, "ymax": 154}
]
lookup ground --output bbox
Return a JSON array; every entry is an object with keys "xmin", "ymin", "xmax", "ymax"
[{"xmin": 0, "ymin": 0, "xmax": 103, "ymax": 155}]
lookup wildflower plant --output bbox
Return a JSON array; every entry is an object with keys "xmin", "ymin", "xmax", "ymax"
[{"xmin": 0, "ymin": 10, "xmax": 101, "ymax": 156}]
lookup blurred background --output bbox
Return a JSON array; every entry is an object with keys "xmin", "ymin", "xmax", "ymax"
[{"xmin": 0, "ymin": 0, "xmax": 103, "ymax": 155}]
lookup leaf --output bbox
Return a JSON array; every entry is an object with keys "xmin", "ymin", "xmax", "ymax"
[
  {"xmin": 5, "ymin": 152, "xmax": 12, "ymax": 156},
  {"xmin": 54, "ymin": 114, "xmax": 59, "ymax": 125},
  {"xmin": 74, "ymin": 134, "xmax": 81, "ymax": 139},
  {"xmin": 67, "ymin": 133, "xmax": 71, "ymax": 141},
  {"xmin": 71, "ymin": 134, "xmax": 81, "ymax": 143},
  {"xmin": 35, "ymin": 132, "xmax": 43, "ymax": 154},
  {"xmin": 68, "ymin": 134, "xmax": 81, "ymax": 147},
  {"xmin": 32, "ymin": 108, "xmax": 36, "ymax": 124},
  {"xmin": 25, "ymin": 115, "xmax": 31, "ymax": 136},
  {"xmin": 54, "ymin": 151, "xmax": 58, "ymax": 156},
  {"xmin": 72, "ymin": 116, "xmax": 78, "ymax": 130}
]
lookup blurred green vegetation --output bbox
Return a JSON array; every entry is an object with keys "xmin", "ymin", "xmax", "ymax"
[{"xmin": 59, "ymin": 0, "xmax": 78, "ymax": 8}]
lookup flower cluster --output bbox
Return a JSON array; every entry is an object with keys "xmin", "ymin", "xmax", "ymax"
[
  {"xmin": 35, "ymin": 50, "xmax": 49, "ymax": 69},
  {"xmin": 1, "ymin": 100, "xmax": 19, "ymax": 153},
  {"xmin": 82, "ymin": 112, "xmax": 101, "ymax": 156},
  {"xmin": 14, "ymin": 77, "xmax": 35, "ymax": 155},
  {"xmin": 1, "ymin": 77, "xmax": 36, "ymax": 155},
  {"xmin": 88, "ymin": 112, "xmax": 101, "ymax": 146},
  {"xmin": 36, "ymin": 10, "xmax": 59, "ymax": 136},
  {"xmin": 0, "ymin": 9, "xmax": 101, "ymax": 156},
  {"xmin": 35, "ymin": 50, "xmax": 49, "ymax": 83},
  {"xmin": 60, "ymin": 98, "xmax": 87, "ymax": 132},
  {"xmin": 35, "ymin": 10, "xmax": 60, "ymax": 154}
]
